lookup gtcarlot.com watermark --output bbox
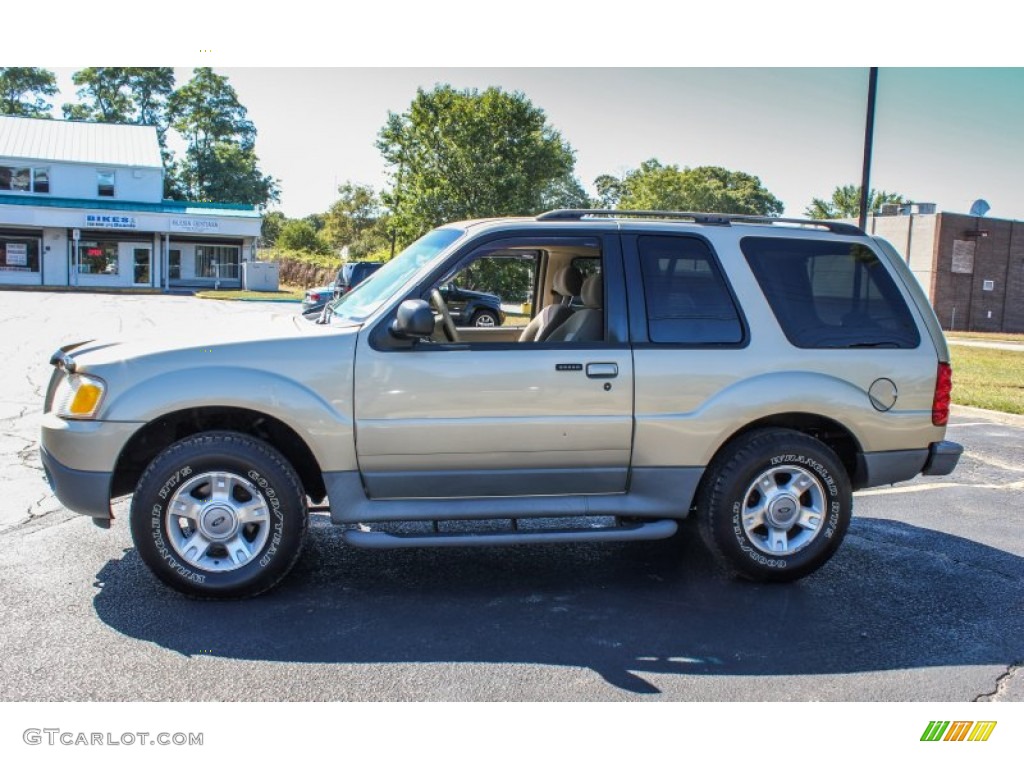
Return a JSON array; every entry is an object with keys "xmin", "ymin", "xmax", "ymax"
[{"xmin": 23, "ymin": 729, "xmax": 203, "ymax": 747}]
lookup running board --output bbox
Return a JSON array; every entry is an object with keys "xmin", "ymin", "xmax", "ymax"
[{"xmin": 342, "ymin": 519, "xmax": 678, "ymax": 549}]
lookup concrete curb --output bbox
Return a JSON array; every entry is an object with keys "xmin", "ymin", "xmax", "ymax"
[{"xmin": 951, "ymin": 404, "xmax": 1024, "ymax": 427}]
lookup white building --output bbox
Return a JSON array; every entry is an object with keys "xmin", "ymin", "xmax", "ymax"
[{"xmin": 0, "ymin": 115, "xmax": 262, "ymax": 290}]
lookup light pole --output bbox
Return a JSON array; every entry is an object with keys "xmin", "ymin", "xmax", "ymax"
[{"xmin": 858, "ymin": 67, "xmax": 879, "ymax": 231}]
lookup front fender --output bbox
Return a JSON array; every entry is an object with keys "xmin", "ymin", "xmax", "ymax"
[{"xmin": 102, "ymin": 366, "xmax": 356, "ymax": 472}]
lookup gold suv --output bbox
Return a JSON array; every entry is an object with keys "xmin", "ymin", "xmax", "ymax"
[{"xmin": 41, "ymin": 210, "xmax": 962, "ymax": 597}]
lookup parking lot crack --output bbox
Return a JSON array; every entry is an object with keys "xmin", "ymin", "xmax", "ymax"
[{"xmin": 975, "ymin": 662, "xmax": 1024, "ymax": 702}]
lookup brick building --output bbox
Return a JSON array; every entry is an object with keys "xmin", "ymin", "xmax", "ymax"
[{"xmin": 848, "ymin": 207, "xmax": 1023, "ymax": 333}]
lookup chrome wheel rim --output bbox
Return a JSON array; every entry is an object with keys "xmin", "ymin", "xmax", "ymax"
[
  {"xmin": 474, "ymin": 313, "xmax": 496, "ymax": 327},
  {"xmin": 741, "ymin": 465, "xmax": 826, "ymax": 556},
  {"xmin": 165, "ymin": 471, "xmax": 271, "ymax": 573}
]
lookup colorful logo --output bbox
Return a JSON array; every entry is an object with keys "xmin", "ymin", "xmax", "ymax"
[{"xmin": 921, "ymin": 721, "xmax": 997, "ymax": 742}]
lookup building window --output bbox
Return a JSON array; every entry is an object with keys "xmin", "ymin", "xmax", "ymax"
[
  {"xmin": 77, "ymin": 241, "xmax": 119, "ymax": 275},
  {"xmin": 0, "ymin": 166, "xmax": 50, "ymax": 194},
  {"xmin": 0, "ymin": 237, "xmax": 40, "ymax": 272},
  {"xmin": 168, "ymin": 249, "xmax": 181, "ymax": 280},
  {"xmin": 97, "ymin": 171, "xmax": 115, "ymax": 197},
  {"xmin": 195, "ymin": 245, "xmax": 240, "ymax": 279},
  {"xmin": 33, "ymin": 168, "xmax": 49, "ymax": 194}
]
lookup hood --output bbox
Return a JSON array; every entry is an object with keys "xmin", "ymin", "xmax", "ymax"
[{"xmin": 64, "ymin": 309, "xmax": 358, "ymax": 369}]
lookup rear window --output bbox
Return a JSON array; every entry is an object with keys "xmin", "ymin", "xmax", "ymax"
[
  {"xmin": 741, "ymin": 237, "xmax": 920, "ymax": 349},
  {"xmin": 638, "ymin": 235, "xmax": 744, "ymax": 344}
]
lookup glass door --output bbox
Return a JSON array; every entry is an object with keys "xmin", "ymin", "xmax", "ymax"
[{"xmin": 133, "ymin": 247, "xmax": 152, "ymax": 286}]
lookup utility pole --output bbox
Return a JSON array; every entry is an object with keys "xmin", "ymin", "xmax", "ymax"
[{"xmin": 858, "ymin": 67, "xmax": 879, "ymax": 231}]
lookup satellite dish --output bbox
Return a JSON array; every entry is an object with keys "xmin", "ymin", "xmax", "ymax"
[{"xmin": 969, "ymin": 199, "xmax": 990, "ymax": 217}]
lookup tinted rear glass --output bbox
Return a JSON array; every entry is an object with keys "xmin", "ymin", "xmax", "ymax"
[
  {"xmin": 638, "ymin": 235, "xmax": 743, "ymax": 344},
  {"xmin": 742, "ymin": 237, "xmax": 920, "ymax": 349}
]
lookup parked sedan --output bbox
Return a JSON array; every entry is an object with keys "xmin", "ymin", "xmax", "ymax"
[{"xmin": 301, "ymin": 285, "xmax": 336, "ymax": 314}]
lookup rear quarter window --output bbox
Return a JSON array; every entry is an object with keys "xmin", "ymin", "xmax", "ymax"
[
  {"xmin": 741, "ymin": 237, "xmax": 920, "ymax": 349},
  {"xmin": 638, "ymin": 235, "xmax": 744, "ymax": 344}
]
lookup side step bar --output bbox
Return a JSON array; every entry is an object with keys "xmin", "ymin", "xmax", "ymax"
[{"xmin": 342, "ymin": 519, "xmax": 678, "ymax": 549}]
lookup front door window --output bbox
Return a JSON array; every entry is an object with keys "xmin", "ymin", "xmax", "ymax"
[
  {"xmin": 168, "ymin": 249, "xmax": 181, "ymax": 280},
  {"xmin": 133, "ymin": 248, "xmax": 151, "ymax": 285}
]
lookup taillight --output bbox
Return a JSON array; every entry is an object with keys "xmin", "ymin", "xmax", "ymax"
[
  {"xmin": 310, "ymin": 292, "xmax": 321, "ymax": 301},
  {"xmin": 932, "ymin": 362, "xmax": 952, "ymax": 426}
]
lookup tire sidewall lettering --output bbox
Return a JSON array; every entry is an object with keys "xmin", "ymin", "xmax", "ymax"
[{"xmin": 731, "ymin": 450, "xmax": 844, "ymax": 570}]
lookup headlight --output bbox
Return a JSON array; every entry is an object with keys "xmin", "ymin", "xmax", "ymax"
[{"xmin": 53, "ymin": 373, "xmax": 106, "ymax": 419}]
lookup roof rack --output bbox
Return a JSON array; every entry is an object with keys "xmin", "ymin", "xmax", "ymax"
[{"xmin": 536, "ymin": 209, "xmax": 865, "ymax": 236}]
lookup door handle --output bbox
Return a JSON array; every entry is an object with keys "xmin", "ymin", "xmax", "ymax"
[{"xmin": 586, "ymin": 363, "xmax": 618, "ymax": 379}]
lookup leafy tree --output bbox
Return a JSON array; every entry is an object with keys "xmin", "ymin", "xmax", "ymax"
[
  {"xmin": 321, "ymin": 182, "xmax": 391, "ymax": 258},
  {"xmin": 277, "ymin": 220, "xmax": 326, "ymax": 253},
  {"xmin": 260, "ymin": 211, "xmax": 286, "ymax": 246},
  {"xmin": 614, "ymin": 160, "xmax": 784, "ymax": 216},
  {"xmin": 0, "ymin": 68, "xmax": 58, "ymax": 118},
  {"xmin": 540, "ymin": 173, "xmax": 592, "ymax": 211},
  {"xmin": 594, "ymin": 174, "xmax": 624, "ymax": 208},
  {"xmin": 174, "ymin": 140, "xmax": 278, "ymax": 207},
  {"xmin": 377, "ymin": 85, "xmax": 575, "ymax": 244},
  {"xmin": 168, "ymin": 68, "xmax": 277, "ymax": 207},
  {"xmin": 805, "ymin": 184, "xmax": 906, "ymax": 219}
]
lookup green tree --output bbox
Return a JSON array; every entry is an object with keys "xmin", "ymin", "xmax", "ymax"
[
  {"xmin": 377, "ymin": 85, "xmax": 575, "ymax": 244},
  {"xmin": 805, "ymin": 184, "xmax": 906, "ymax": 219},
  {"xmin": 540, "ymin": 172, "xmax": 592, "ymax": 211},
  {"xmin": 168, "ymin": 68, "xmax": 277, "ymax": 207},
  {"xmin": 321, "ymin": 182, "xmax": 391, "ymax": 258},
  {"xmin": 176, "ymin": 140, "xmax": 278, "ymax": 207},
  {"xmin": 614, "ymin": 160, "xmax": 784, "ymax": 216},
  {"xmin": 593, "ymin": 174, "xmax": 624, "ymax": 208},
  {"xmin": 277, "ymin": 219, "xmax": 326, "ymax": 253},
  {"xmin": 260, "ymin": 211, "xmax": 286, "ymax": 246},
  {"xmin": 0, "ymin": 68, "xmax": 58, "ymax": 118}
]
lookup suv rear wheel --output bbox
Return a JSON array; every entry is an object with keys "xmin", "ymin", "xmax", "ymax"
[
  {"xmin": 129, "ymin": 431, "xmax": 308, "ymax": 599},
  {"xmin": 696, "ymin": 429, "xmax": 851, "ymax": 582}
]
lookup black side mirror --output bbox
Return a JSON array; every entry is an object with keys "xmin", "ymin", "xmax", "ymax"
[{"xmin": 390, "ymin": 299, "xmax": 435, "ymax": 340}]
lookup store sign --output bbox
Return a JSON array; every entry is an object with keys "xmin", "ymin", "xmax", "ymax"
[
  {"xmin": 5, "ymin": 243, "xmax": 27, "ymax": 266},
  {"xmin": 170, "ymin": 217, "xmax": 219, "ymax": 233},
  {"xmin": 85, "ymin": 214, "xmax": 137, "ymax": 229}
]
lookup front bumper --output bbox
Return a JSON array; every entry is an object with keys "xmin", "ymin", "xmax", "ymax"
[
  {"xmin": 40, "ymin": 446, "xmax": 113, "ymax": 520},
  {"xmin": 39, "ymin": 412, "xmax": 143, "ymax": 520}
]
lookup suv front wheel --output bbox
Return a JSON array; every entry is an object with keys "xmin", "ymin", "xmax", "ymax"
[
  {"xmin": 129, "ymin": 431, "xmax": 308, "ymax": 598},
  {"xmin": 696, "ymin": 429, "xmax": 852, "ymax": 582}
]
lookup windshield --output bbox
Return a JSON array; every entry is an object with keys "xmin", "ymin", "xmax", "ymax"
[{"xmin": 326, "ymin": 228, "xmax": 464, "ymax": 323}]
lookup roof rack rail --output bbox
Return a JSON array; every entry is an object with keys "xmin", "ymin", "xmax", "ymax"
[{"xmin": 536, "ymin": 209, "xmax": 865, "ymax": 236}]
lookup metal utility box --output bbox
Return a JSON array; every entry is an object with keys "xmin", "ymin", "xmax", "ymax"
[{"xmin": 242, "ymin": 261, "xmax": 280, "ymax": 291}]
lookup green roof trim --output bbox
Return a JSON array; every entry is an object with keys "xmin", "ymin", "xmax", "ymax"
[{"xmin": 0, "ymin": 193, "xmax": 260, "ymax": 218}]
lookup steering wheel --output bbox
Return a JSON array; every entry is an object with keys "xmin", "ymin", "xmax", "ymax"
[{"xmin": 430, "ymin": 288, "xmax": 459, "ymax": 342}]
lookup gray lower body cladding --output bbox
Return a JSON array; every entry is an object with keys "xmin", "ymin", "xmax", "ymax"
[
  {"xmin": 40, "ymin": 446, "xmax": 112, "ymax": 519},
  {"xmin": 325, "ymin": 466, "xmax": 702, "ymax": 524}
]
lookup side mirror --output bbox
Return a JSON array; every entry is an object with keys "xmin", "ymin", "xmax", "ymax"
[{"xmin": 390, "ymin": 299, "xmax": 436, "ymax": 340}]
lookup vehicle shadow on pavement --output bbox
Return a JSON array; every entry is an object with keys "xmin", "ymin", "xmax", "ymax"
[{"xmin": 92, "ymin": 516, "xmax": 1024, "ymax": 696}]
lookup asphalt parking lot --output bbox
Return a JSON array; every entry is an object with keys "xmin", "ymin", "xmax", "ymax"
[{"xmin": 1, "ymin": 291, "xmax": 1022, "ymax": 701}]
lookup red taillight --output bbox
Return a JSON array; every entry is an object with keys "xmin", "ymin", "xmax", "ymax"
[
  {"xmin": 310, "ymin": 292, "xmax": 321, "ymax": 301},
  {"xmin": 932, "ymin": 362, "xmax": 952, "ymax": 426}
]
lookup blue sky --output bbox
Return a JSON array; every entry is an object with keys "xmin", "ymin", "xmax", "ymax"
[{"xmin": 45, "ymin": 67, "xmax": 1024, "ymax": 221}]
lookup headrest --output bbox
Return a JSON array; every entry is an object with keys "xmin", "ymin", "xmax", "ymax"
[
  {"xmin": 553, "ymin": 266, "xmax": 584, "ymax": 297},
  {"xmin": 581, "ymin": 274, "xmax": 602, "ymax": 308}
]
